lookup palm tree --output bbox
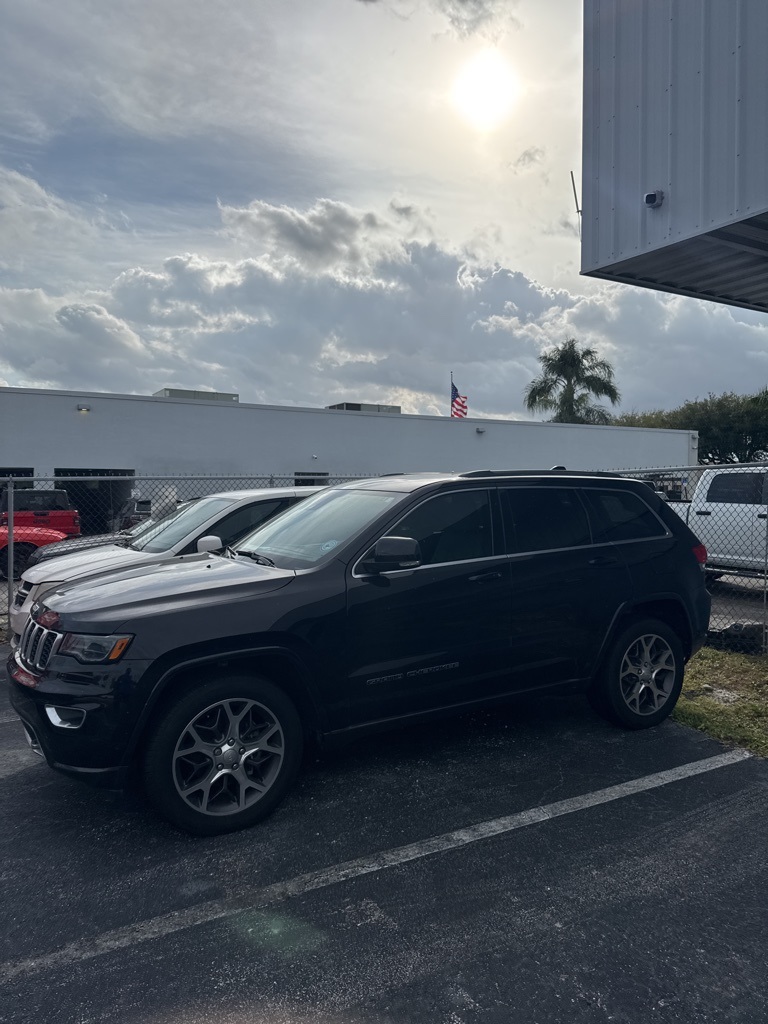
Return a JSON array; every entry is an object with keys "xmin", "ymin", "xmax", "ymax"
[{"xmin": 524, "ymin": 337, "xmax": 620, "ymax": 424}]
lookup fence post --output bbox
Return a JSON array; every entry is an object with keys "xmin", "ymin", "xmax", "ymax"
[
  {"xmin": 6, "ymin": 478, "xmax": 13, "ymax": 626},
  {"xmin": 763, "ymin": 499, "xmax": 768, "ymax": 656}
]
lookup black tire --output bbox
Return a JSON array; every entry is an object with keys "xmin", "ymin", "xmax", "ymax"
[
  {"xmin": 588, "ymin": 618, "xmax": 685, "ymax": 730},
  {"xmin": 142, "ymin": 674, "xmax": 303, "ymax": 836},
  {"xmin": 0, "ymin": 543, "xmax": 36, "ymax": 580}
]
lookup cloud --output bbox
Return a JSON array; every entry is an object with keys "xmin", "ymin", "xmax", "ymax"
[
  {"xmin": 55, "ymin": 304, "xmax": 147, "ymax": 355},
  {"xmin": 355, "ymin": 0, "xmax": 521, "ymax": 37},
  {"xmin": 220, "ymin": 199, "xmax": 407, "ymax": 275},
  {"xmin": 3, "ymin": 190, "xmax": 768, "ymax": 421},
  {"xmin": 512, "ymin": 146, "xmax": 545, "ymax": 171},
  {"xmin": 0, "ymin": 170, "xmax": 100, "ymax": 278}
]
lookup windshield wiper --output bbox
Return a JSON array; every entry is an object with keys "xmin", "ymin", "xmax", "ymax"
[{"xmin": 234, "ymin": 550, "xmax": 276, "ymax": 567}]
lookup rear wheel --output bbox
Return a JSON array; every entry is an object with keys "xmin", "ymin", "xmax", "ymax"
[
  {"xmin": 142, "ymin": 674, "xmax": 304, "ymax": 836},
  {"xmin": 588, "ymin": 618, "xmax": 684, "ymax": 729},
  {"xmin": 0, "ymin": 543, "xmax": 36, "ymax": 579}
]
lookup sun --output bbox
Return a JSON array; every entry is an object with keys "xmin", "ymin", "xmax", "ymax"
[{"xmin": 451, "ymin": 50, "xmax": 520, "ymax": 132}]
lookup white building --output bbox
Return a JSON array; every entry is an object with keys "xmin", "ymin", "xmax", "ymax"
[
  {"xmin": 0, "ymin": 386, "xmax": 697, "ymax": 532},
  {"xmin": 582, "ymin": 0, "xmax": 768, "ymax": 313},
  {"xmin": 1, "ymin": 386, "xmax": 697, "ymax": 481}
]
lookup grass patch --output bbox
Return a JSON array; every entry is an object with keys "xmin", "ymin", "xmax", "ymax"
[{"xmin": 675, "ymin": 647, "xmax": 768, "ymax": 757}]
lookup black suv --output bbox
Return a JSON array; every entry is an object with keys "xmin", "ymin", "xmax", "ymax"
[{"xmin": 9, "ymin": 471, "xmax": 710, "ymax": 835}]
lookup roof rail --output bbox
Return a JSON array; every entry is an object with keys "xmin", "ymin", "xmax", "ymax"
[
  {"xmin": 459, "ymin": 468, "xmax": 624, "ymax": 479},
  {"xmin": 460, "ymin": 468, "xmax": 570, "ymax": 478}
]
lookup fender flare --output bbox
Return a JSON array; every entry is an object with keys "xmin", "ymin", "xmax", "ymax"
[{"xmin": 125, "ymin": 643, "xmax": 323, "ymax": 760}]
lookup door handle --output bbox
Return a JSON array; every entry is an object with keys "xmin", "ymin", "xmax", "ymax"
[
  {"xmin": 468, "ymin": 570, "xmax": 502, "ymax": 583},
  {"xmin": 588, "ymin": 555, "xmax": 618, "ymax": 566},
  {"xmin": 695, "ymin": 510, "xmax": 711, "ymax": 516},
  {"xmin": 758, "ymin": 513, "xmax": 768, "ymax": 520}
]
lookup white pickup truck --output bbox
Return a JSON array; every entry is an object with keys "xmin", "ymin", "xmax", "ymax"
[{"xmin": 666, "ymin": 466, "xmax": 768, "ymax": 574}]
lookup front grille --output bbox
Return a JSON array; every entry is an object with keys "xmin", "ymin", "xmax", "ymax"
[
  {"xmin": 13, "ymin": 582, "xmax": 31, "ymax": 608},
  {"xmin": 19, "ymin": 620, "xmax": 64, "ymax": 672}
]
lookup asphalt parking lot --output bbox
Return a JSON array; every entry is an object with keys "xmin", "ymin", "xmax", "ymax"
[{"xmin": 2, "ymin": 646, "xmax": 768, "ymax": 1024}]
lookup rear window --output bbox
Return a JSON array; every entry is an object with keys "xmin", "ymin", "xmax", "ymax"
[
  {"xmin": 2, "ymin": 490, "xmax": 70, "ymax": 511},
  {"xmin": 705, "ymin": 472, "xmax": 765, "ymax": 505},
  {"xmin": 500, "ymin": 487, "xmax": 591, "ymax": 553},
  {"xmin": 583, "ymin": 488, "xmax": 667, "ymax": 543}
]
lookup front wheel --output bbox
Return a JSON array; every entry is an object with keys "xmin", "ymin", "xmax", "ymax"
[
  {"xmin": 0, "ymin": 543, "xmax": 36, "ymax": 579},
  {"xmin": 588, "ymin": 618, "xmax": 684, "ymax": 729},
  {"xmin": 142, "ymin": 674, "xmax": 304, "ymax": 835}
]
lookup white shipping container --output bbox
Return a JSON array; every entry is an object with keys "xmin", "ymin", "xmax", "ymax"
[{"xmin": 582, "ymin": 0, "xmax": 768, "ymax": 313}]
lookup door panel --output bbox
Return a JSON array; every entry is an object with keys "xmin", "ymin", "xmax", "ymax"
[
  {"xmin": 693, "ymin": 471, "xmax": 766, "ymax": 568},
  {"xmin": 346, "ymin": 558, "xmax": 512, "ymax": 721},
  {"xmin": 499, "ymin": 486, "xmax": 632, "ymax": 685},
  {"xmin": 344, "ymin": 488, "xmax": 513, "ymax": 722}
]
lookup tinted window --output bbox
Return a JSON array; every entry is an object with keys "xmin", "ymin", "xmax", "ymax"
[
  {"xmin": 501, "ymin": 487, "xmax": 590, "ymax": 553},
  {"xmin": 391, "ymin": 490, "xmax": 493, "ymax": 564},
  {"xmin": 584, "ymin": 489, "xmax": 667, "ymax": 543},
  {"xmin": 216, "ymin": 500, "xmax": 286, "ymax": 547},
  {"xmin": 5, "ymin": 491, "xmax": 69, "ymax": 511},
  {"xmin": 705, "ymin": 472, "xmax": 765, "ymax": 505}
]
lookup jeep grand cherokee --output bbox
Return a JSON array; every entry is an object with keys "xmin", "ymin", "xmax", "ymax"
[{"xmin": 8, "ymin": 471, "xmax": 710, "ymax": 835}]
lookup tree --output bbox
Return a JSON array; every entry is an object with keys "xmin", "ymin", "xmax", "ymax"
[
  {"xmin": 615, "ymin": 391, "xmax": 768, "ymax": 464},
  {"xmin": 524, "ymin": 337, "xmax": 621, "ymax": 425}
]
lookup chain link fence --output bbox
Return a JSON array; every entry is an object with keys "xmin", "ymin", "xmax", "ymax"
[
  {"xmin": 3, "ymin": 465, "xmax": 768, "ymax": 653},
  {"xmin": 615, "ymin": 462, "xmax": 768, "ymax": 653}
]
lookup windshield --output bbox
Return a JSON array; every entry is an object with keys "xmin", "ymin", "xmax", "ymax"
[
  {"xmin": 131, "ymin": 496, "xmax": 236, "ymax": 553},
  {"xmin": 122, "ymin": 501, "xmax": 194, "ymax": 540},
  {"xmin": 236, "ymin": 488, "xmax": 401, "ymax": 569}
]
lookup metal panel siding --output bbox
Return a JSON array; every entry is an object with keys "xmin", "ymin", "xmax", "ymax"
[
  {"xmin": 0, "ymin": 387, "xmax": 698, "ymax": 477},
  {"xmin": 740, "ymin": 1, "xmax": 768, "ymax": 213},
  {"xmin": 582, "ymin": 0, "xmax": 768, "ymax": 272}
]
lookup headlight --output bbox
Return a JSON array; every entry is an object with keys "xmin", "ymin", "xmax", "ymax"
[{"xmin": 59, "ymin": 633, "xmax": 133, "ymax": 664}]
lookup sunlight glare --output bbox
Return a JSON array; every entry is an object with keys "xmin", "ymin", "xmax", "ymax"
[{"xmin": 451, "ymin": 50, "xmax": 520, "ymax": 132}]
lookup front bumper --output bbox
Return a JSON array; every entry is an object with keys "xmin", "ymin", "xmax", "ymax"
[{"xmin": 7, "ymin": 649, "xmax": 148, "ymax": 788}]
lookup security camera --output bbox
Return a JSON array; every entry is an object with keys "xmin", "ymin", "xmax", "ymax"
[{"xmin": 644, "ymin": 190, "xmax": 664, "ymax": 209}]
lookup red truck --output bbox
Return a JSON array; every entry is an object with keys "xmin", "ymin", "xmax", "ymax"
[
  {"xmin": 0, "ymin": 524, "xmax": 69, "ymax": 578},
  {"xmin": 0, "ymin": 490, "xmax": 80, "ymax": 538}
]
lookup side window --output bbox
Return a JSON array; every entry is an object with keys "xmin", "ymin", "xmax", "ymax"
[
  {"xmin": 705, "ymin": 472, "xmax": 766, "ymax": 505},
  {"xmin": 213, "ymin": 500, "xmax": 287, "ymax": 547},
  {"xmin": 501, "ymin": 487, "xmax": 591, "ymax": 553},
  {"xmin": 391, "ymin": 490, "xmax": 493, "ymax": 565},
  {"xmin": 583, "ymin": 489, "xmax": 667, "ymax": 543}
]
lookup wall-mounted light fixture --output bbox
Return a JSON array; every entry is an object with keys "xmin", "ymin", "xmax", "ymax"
[
  {"xmin": 475, "ymin": 427, "xmax": 486, "ymax": 434},
  {"xmin": 77, "ymin": 404, "xmax": 91, "ymax": 413}
]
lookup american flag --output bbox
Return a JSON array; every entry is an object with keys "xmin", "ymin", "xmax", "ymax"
[{"xmin": 451, "ymin": 380, "xmax": 467, "ymax": 418}]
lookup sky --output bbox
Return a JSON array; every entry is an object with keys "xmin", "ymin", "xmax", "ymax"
[{"xmin": 2, "ymin": 0, "xmax": 768, "ymax": 421}]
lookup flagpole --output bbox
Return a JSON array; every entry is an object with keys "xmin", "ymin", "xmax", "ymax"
[{"xmin": 450, "ymin": 370, "xmax": 453, "ymax": 418}]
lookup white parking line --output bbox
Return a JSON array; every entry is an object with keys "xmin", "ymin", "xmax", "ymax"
[{"xmin": 0, "ymin": 747, "xmax": 752, "ymax": 985}]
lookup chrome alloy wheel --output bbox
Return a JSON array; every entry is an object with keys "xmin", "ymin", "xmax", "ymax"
[
  {"xmin": 172, "ymin": 698, "xmax": 285, "ymax": 816},
  {"xmin": 619, "ymin": 634, "xmax": 677, "ymax": 716}
]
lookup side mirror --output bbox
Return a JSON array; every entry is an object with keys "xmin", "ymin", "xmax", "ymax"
[
  {"xmin": 197, "ymin": 535, "xmax": 223, "ymax": 554},
  {"xmin": 361, "ymin": 535, "xmax": 422, "ymax": 574}
]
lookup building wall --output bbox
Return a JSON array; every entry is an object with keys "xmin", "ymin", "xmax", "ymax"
[
  {"xmin": 582, "ymin": 0, "xmax": 768, "ymax": 273},
  {"xmin": 0, "ymin": 388, "xmax": 697, "ymax": 478}
]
